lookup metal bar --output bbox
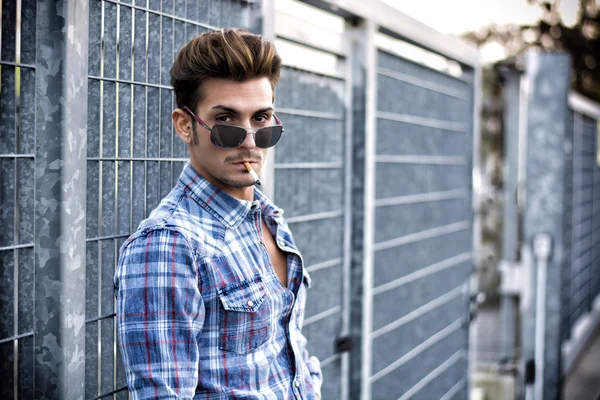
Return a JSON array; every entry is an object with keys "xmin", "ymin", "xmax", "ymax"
[
  {"xmin": 376, "ymin": 155, "xmax": 467, "ymax": 165},
  {"xmin": 97, "ymin": 2, "xmax": 106, "ymax": 394},
  {"xmin": 375, "ymin": 189, "xmax": 466, "ymax": 208},
  {"xmin": 372, "ymin": 253, "xmax": 471, "ymax": 296},
  {"xmin": 377, "ymin": 111, "xmax": 466, "ymax": 132},
  {"xmin": 467, "ymin": 61, "xmax": 483, "ymax": 398},
  {"xmin": 0, "ymin": 154, "xmax": 35, "ymax": 158},
  {"xmin": 369, "ymin": 318, "xmax": 463, "ymax": 383},
  {"xmin": 274, "ymin": 162, "xmax": 343, "ymax": 169},
  {"xmin": 86, "ymin": 230, "xmax": 128, "ymax": 244},
  {"xmin": 13, "ymin": 12, "xmax": 21, "ymax": 382},
  {"xmin": 439, "ymin": 379, "xmax": 467, "ymax": 400},
  {"xmin": 377, "ymin": 67, "xmax": 468, "ymax": 101},
  {"xmin": 305, "ymin": 257, "xmax": 342, "ymax": 273},
  {"xmin": 260, "ymin": 0, "xmax": 277, "ymax": 202},
  {"xmin": 0, "ymin": 331, "xmax": 35, "ymax": 345},
  {"xmin": 143, "ymin": 3, "xmax": 149, "ymax": 221},
  {"xmin": 88, "ymin": 74, "xmax": 172, "ymax": 90},
  {"xmin": 398, "ymin": 350, "xmax": 464, "ymax": 400},
  {"xmin": 341, "ymin": 24, "xmax": 354, "ymax": 399},
  {"xmin": 0, "ymin": 60, "xmax": 35, "ymax": 69},
  {"xmin": 371, "ymin": 285, "xmax": 463, "ymax": 339},
  {"xmin": 90, "ymin": 385, "xmax": 128, "ymax": 400},
  {"xmin": 0, "ymin": 243, "xmax": 34, "ymax": 252},
  {"xmin": 88, "ymin": 156, "xmax": 188, "ymax": 162},
  {"xmin": 301, "ymin": 0, "xmax": 480, "ymax": 67},
  {"xmin": 128, "ymin": 0, "xmax": 135, "ymax": 252},
  {"xmin": 320, "ymin": 353, "xmax": 341, "ymax": 368},
  {"xmin": 275, "ymin": 107, "xmax": 343, "ymax": 120},
  {"xmin": 85, "ymin": 312, "xmax": 117, "ymax": 324},
  {"xmin": 373, "ymin": 221, "xmax": 470, "ymax": 252},
  {"xmin": 282, "ymin": 63, "xmax": 346, "ymax": 81},
  {"xmin": 276, "ymin": 33, "xmax": 346, "ymax": 59},
  {"xmin": 569, "ymin": 92, "xmax": 600, "ymax": 119},
  {"xmin": 102, "ymin": 0, "xmax": 219, "ymax": 30},
  {"xmin": 113, "ymin": 3, "xmax": 122, "ymax": 392},
  {"xmin": 285, "ymin": 209, "xmax": 343, "ymax": 224},
  {"xmin": 355, "ymin": 18, "xmax": 379, "ymax": 400},
  {"xmin": 303, "ymin": 305, "xmax": 342, "ymax": 326}
]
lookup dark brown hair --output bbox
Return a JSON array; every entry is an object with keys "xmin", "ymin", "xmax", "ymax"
[{"xmin": 170, "ymin": 28, "xmax": 282, "ymax": 110}]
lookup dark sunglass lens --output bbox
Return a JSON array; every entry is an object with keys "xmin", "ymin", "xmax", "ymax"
[
  {"xmin": 255, "ymin": 127, "xmax": 283, "ymax": 148},
  {"xmin": 211, "ymin": 125, "xmax": 247, "ymax": 147}
]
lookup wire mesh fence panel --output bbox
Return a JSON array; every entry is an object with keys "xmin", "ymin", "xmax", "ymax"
[
  {"xmin": 368, "ymin": 40, "xmax": 474, "ymax": 400},
  {"xmin": 84, "ymin": 1, "xmax": 259, "ymax": 398},
  {"xmin": 0, "ymin": 0, "xmax": 37, "ymax": 398}
]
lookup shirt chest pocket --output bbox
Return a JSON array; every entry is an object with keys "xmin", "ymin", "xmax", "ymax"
[{"xmin": 217, "ymin": 275, "xmax": 272, "ymax": 355}]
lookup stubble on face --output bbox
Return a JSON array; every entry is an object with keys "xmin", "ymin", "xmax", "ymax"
[
  {"xmin": 215, "ymin": 151, "xmax": 264, "ymax": 188},
  {"xmin": 185, "ymin": 77, "xmax": 273, "ymax": 199}
]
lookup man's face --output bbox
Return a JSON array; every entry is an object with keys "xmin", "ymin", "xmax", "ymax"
[{"xmin": 177, "ymin": 77, "xmax": 275, "ymax": 199}]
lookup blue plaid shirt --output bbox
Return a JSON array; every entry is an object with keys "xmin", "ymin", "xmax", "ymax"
[{"xmin": 115, "ymin": 163, "xmax": 322, "ymax": 399}]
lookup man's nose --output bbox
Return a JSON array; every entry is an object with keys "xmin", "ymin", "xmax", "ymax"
[{"xmin": 238, "ymin": 126, "xmax": 258, "ymax": 149}]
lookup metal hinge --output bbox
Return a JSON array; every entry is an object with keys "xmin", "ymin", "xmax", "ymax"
[
  {"xmin": 335, "ymin": 336, "xmax": 354, "ymax": 353},
  {"xmin": 525, "ymin": 359, "xmax": 536, "ymax": 384}
]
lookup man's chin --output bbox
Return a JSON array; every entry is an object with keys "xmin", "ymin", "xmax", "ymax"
[{"xmin": 217, "ymin": 177, "xmax": 256, "ymax": 188}]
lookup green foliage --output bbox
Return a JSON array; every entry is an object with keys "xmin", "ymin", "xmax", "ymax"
[{"xmin": 463, "ymin": 0, "xmax": 599, "ymax": 102}]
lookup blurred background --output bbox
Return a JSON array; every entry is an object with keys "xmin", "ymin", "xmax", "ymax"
[{"xmin": 0, "ymin": 0, "xmax": 599, "ymax": 399}]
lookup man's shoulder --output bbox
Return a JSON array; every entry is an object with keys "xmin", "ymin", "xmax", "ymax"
[{"xmin": 124, "ymin": 190, "xmax": 224, "ymax": 257}]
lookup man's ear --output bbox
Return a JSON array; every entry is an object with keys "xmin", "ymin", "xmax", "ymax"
[{"xmin": 172, "ymin": 108, "xmax": 193, "ymax": 144}]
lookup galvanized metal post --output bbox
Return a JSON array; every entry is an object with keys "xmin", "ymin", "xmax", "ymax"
[
  {"xmin": 259, "ymin": 0, "xmax": 276, "ymax": 201},
  {"xmin": 498, "ymin": 65, "xmax": 523, "ymax": 362},
  {"xmin": 34, "ymin": 1, "xmax": 89, "ymax": 399},
  {"xmin": 343, "ymin": 18, "xmax": 377, "ymax": 400},
  {"xmin": 521, "ymin": 51, "xmax": 571, "ymax": 400}
]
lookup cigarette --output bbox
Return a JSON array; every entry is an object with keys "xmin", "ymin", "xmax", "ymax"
[{"xmin": 243, "ymin": 162, "xmax": 261, "ymax": 185}]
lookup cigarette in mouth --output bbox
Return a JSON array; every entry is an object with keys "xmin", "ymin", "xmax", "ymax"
[{"xmin": 243, "ymin": 162, "xmax": 261, "ymax": 185}]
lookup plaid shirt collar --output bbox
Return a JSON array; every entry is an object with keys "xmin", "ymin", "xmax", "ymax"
[{"xmin": 177, "ymin": 162, "xmax": 283, "ymax": 229}]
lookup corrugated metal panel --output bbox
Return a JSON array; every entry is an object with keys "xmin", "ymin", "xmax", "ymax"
[
  {"xmin": 368, "ymin": 47, "xmax": 473, "ymax": 400},
  {"xmin": 273, "ymin": 3, "xmax": 349, "ymax": 393}
]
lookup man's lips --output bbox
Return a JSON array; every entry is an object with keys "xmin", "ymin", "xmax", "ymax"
[
  {"xmin": 232, "ymin": 161, "xmax": 259, "ymax": 168},
  {"xmin": 233, "ymin": 160, "xmax": 259, "ymax": 165}
]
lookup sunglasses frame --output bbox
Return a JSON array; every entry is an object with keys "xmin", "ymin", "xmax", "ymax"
[{"xmin": 183, "ymin": 106, "xmax": 284, "ymax": 149}]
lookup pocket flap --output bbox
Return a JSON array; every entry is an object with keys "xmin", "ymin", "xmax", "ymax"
[{"xmin": 217, "ymin": 275, "xmax": 267, "ymax": 312}]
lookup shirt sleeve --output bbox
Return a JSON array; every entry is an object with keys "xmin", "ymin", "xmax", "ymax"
[
  {"xmin": 114, "ymin": 228, "xmax": 205, "ymax": 400},
  {"xmin": 294, "ymin": 274, "xmax": 323, "ymax": 397},
  {"xmin": 297, "ymin": 331, "xmax": 323, "ymax": 397}
]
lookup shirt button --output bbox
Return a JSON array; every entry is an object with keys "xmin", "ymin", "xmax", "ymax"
[
  {"xmin": 247, "ymin": 300, "xmax": 254, "ymax": 307},
  {"xmin": 278, "ymin": 241, "xmax": 286, "ymax": 247},
  {"xmin": 294, "ymin": 380, "xmax": 300, "ymax": 387}
]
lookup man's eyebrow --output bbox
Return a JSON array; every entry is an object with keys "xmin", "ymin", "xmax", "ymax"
[{"xmin": 211, "ymin": 105, "xmax": 274, "ymax": 115}]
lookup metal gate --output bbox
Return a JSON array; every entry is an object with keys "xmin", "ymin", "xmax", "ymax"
[
  {"xmin": 270, "ymin": 1, "xmax": 351, "ymax": 398},
  {"xmin": 0, "ymin": 0, "xmax": 480, "ymax": 398},
  {"xmin": 360, "ymin": 32, "xmax": 477, "ymax": 399},
  {"xmin": 561, "ymin": 100, "xmax": 600, "ymax": 342}
]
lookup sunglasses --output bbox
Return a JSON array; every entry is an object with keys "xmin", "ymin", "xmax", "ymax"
[{"xmin": 183, "ymin": 106, "xmax": 285, "ymax": 149}]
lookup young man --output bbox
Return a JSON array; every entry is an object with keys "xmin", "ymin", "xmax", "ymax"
[{"xmin": 114, "ymin": 29, "xmax": 322, "ymax": 399}]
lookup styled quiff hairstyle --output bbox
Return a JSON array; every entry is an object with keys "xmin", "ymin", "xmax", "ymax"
[{"xmin": 170, "ymin": 28, "xmax": 282, "ymax": 110}]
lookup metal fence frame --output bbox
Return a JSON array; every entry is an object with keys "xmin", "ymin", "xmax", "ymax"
[
  {"xmin": 0, "ymin": 0, "xmax": 481, "ymax": 398},
  {"xmin": 561, "ymin": 92, "xmax": 600, "ymax": 377}
]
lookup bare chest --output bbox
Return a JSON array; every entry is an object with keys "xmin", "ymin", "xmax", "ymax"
[{"xmin": 261, "ymin": 219, "xmax": 288, "ymax": 288}]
